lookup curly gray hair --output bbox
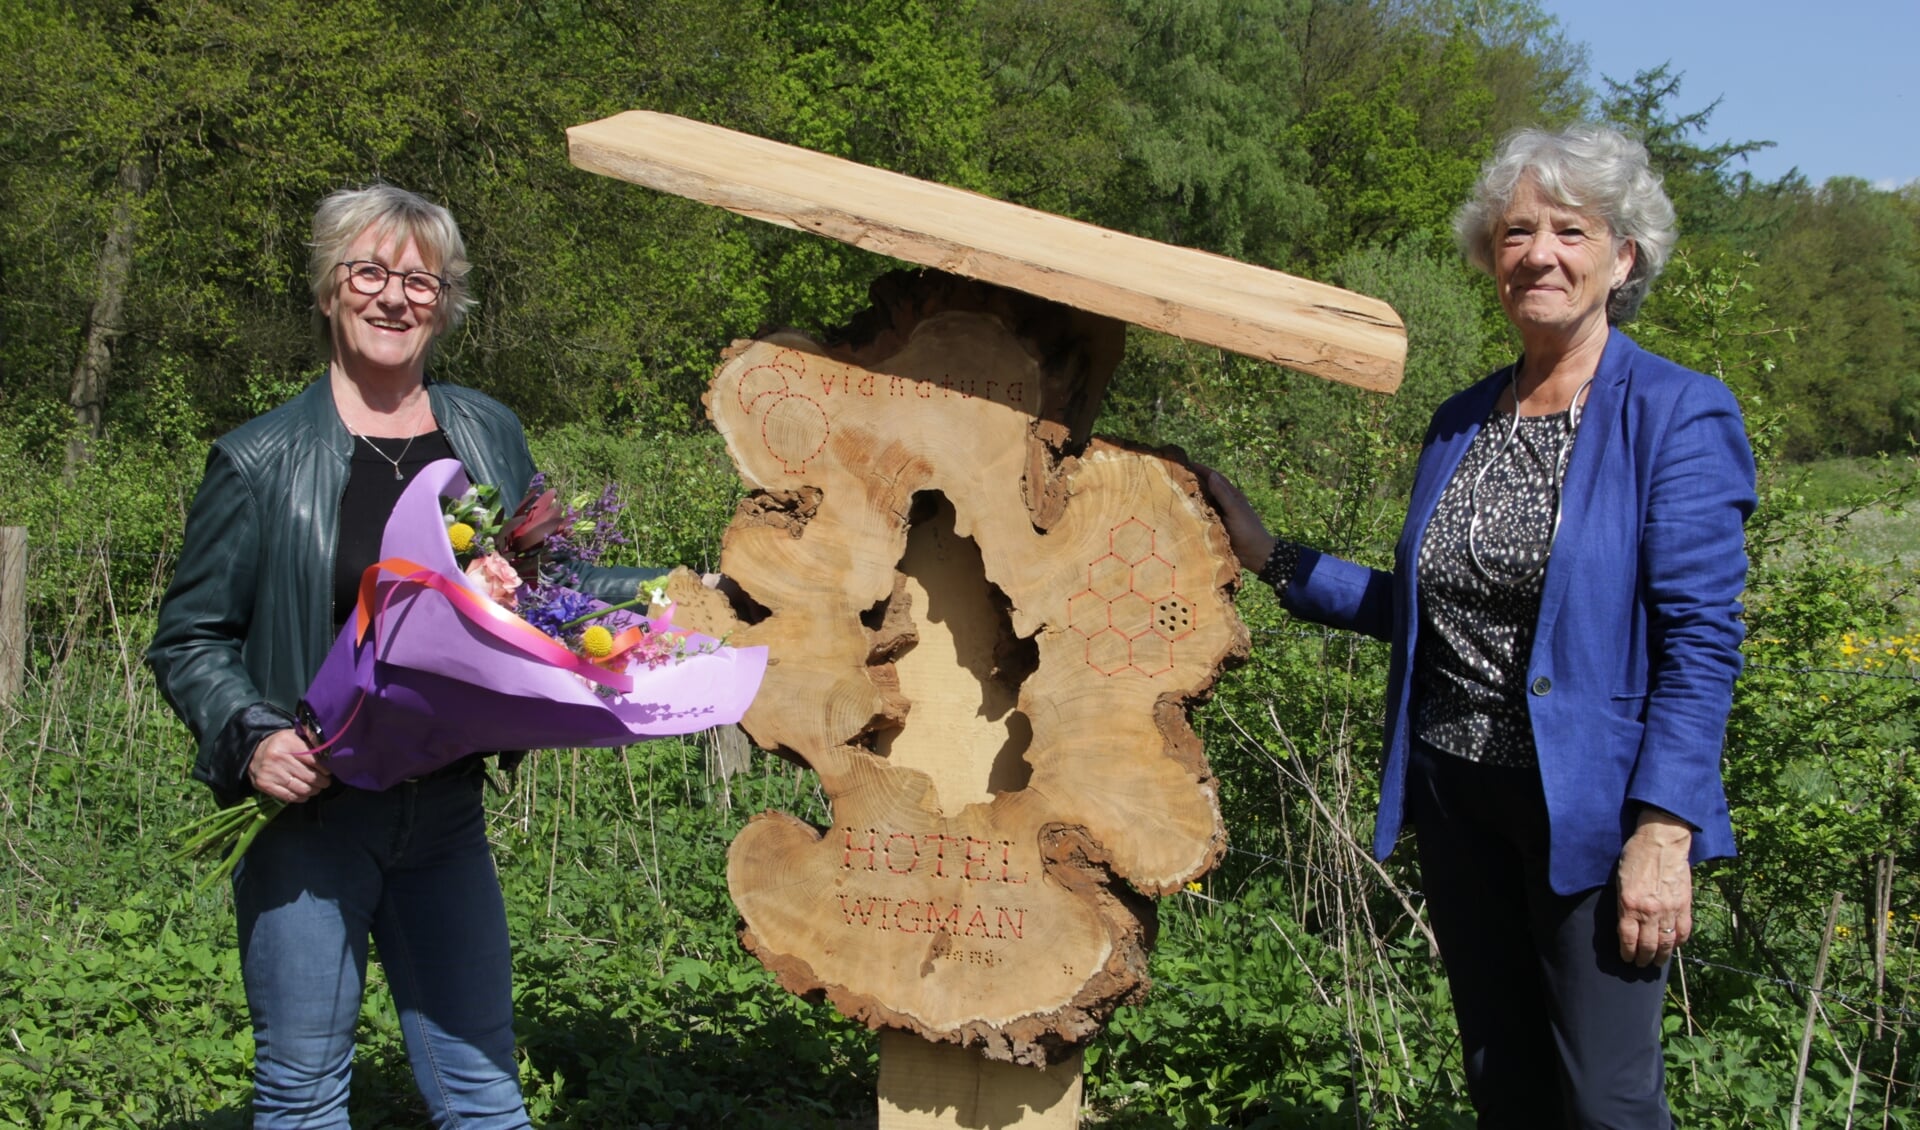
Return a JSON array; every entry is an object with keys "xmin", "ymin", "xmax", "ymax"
[
  {"xmin": 1453, "ymin": 123, "xmax": 1677, "ymax": 324},
  {"xmin": 308, "ymin": 183, "xmax": 474, "ymax": 357}
]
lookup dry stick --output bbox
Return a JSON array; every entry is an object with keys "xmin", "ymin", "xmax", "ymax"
[
  {"xmin": 1674, "ymin": 955, "xmax": 1702, "ymax": 1096},
  {"xmin": 645, "ymin": 749, "xmax": 669, "ymax": 967},
  {"xmin": 1342, "ymin": 799, "xmax": 1410, "ymax": 1118},
  {"xmin": 1331, "ymin": 850, "xmax": 1366, "ymax": 1129},
  {"xmin": 1874, "ymin": 839, "xmax": 1898, "ymax": 1039},
  {"xmin": 1847, "ymin": 1032, "xmax": 1866, "ymax": 1128},
  {"xmin": 1883, "ymin": 921, "xmax": 1917, "ymax": 1128},
  {"xmin": 1814, "ymin": 973, "xmax": 1866, "ymax": 1078},
  {"xmin": 1256, "ymin": 703, "xmax": 1442, "ymax": 955},
  {"xmin": 1269, "ymin": 914, "xmax": 1342, "ymax": 1014},
  {"xmin": 70, "ymin": 546, "xmax": 115, "ymax": 829},
  {"xmin": 1242, "ymin": 698, "xmax": 1430, "ymax": 1122},
  {"xmin": 544, "ymin": 751, "xmax": 565, "ymax": 916},
  {"xmin": 617, "ymin": 747, "xmax": 665, "ymax": 905},
  {"xmin": 1792, "ymin": 892, "xmax": 1846, "ymax": 1130}
]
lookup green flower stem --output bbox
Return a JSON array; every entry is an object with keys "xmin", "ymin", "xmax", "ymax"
[
  {"xmin": 558, "ymin": 590, "xmax": 661, "ymax": 630},
  {"xmin": 169, "ymin": 794, "xmax": 286, "ymax": 891}
]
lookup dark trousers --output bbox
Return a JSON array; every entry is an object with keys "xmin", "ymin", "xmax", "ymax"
[{"xmin": 1407, "ymin": 743, "xmax": 1672, "ymax": 1129}]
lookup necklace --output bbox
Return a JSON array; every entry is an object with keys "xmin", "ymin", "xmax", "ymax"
[
  {"xmin": 1466, "ymin": 371, "xmax": 1594, "ymax": 584},
  {"xmin": 348, "ymin": 393, "xmax": 432, "ymax": 481}
]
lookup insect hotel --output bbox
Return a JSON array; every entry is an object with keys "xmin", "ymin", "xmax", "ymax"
[{"xmin": 569, "ymin": 111, "xmax": 1406, "ymax": 1129}]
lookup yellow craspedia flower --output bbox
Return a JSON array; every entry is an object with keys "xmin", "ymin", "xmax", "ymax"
[
  {"xmin": 448, "ymin": 522, "xmax": 476, "ymax": 553},
  {"xmin": 581, "ymin": 625, "xmax": 614, "ymax": 658}
]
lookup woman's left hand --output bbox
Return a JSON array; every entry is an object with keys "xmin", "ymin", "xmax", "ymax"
[
  {"xmin": 1616, "ymin": 808, "xmax": 1694, "ymax": 966},
  {"xmin": 1197, "ymin": 466, "xmax": 1277, "ymax": 573}
]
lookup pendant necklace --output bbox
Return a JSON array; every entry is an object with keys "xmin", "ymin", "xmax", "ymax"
[
  {"xmin": 1466, "ymin": 369, "xmax": 1594, "ymax": 584},
  {"xmin": 350, "ymin": 392, "xmax": 431, "ymax": 481}
]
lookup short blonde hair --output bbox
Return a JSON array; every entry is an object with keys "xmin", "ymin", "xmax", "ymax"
[
  {"xmin": 1453, "ymin": 124, "xmax": 1677, "ymax": 324},
  {"xmin": 308, "ymin": 184, "xmax": 475, "ymax": 357}
]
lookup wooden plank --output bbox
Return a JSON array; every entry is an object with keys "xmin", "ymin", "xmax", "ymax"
[
  {"xmin": 877, "ymin": 1032, "xmax": 1081, "ymax": 1129},
  {"xmin": 0, "ymin": 528, "xmax": 22, "ymax": 706},
  {"xmin": 567, "ymin": 111, "xmax": 1405, "ymax": 393}
]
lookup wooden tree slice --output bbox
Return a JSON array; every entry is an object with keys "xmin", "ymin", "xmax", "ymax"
[
  {"xmin": 568, "ymin": 110, "xmax": 1406, "ymax": 392},
  {"xmin": 673, "ymin": 274, "xmax": 1248, "ymax": 1065}
]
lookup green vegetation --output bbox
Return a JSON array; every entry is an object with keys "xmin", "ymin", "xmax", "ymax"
[
  {"xmin": 4, "ymin": 396, "xmax": 1916, "ymax": 1126},
  {"xmin": 4, "ymin": 0, "xmax": 1920, "ymax": 1125}
]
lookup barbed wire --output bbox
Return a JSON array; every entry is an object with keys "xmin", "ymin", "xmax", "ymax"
[
  {"xmin": 17, "ymin": 546, "xmax": 177, "ymax": 561},
  {"xmin": 21, "ymin": 625, "xmax": 1919, "ymax": 682},
  {"xmin": 1748, "ymin": 662, "xmax": 1920, "ymax": 683},
  {"xmin": 9, "ymin": 555, "xmax": 1918, "ymax": 1029},
  {"xmin": 1249, "ymin": 625, "xmax": 1920, "ymax": 682},
  {"xmin": 1203, "ymin": 843, "xmax": 1920, "ymax": 1030},
  {"xmin": 1681, "ymin": 955, "xmax": 1920, "ymax": 1025}
]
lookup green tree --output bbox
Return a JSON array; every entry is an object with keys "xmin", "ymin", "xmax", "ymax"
[
  {"xmin": 1747, "ymin": 177, "xmax": 1920, "ymax": 456},
  {"xmin": 1101, "ymin": 0, "xmax": 1318, "ymax": 264},
  {"xmin": 1600, "ymin": 63, "xmax": 1774, "ymax": 242},
  {"xmin": 977, "ymin": 0, "xmax": 1133, "ymax": 219}
]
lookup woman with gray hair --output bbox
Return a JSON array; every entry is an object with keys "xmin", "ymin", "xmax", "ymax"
[
  {"xmin": 149, "ymin": 184, "xmax": 654, "ymax": 1127},
  {"xmin": 1207, "ymin": 123, "xmax": 1754, "ymax": 1125}
]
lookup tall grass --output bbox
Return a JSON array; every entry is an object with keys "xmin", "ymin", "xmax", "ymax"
[{"xmin": 3, "ymin": 424, "xmax": 1918, "ymax": 1126}]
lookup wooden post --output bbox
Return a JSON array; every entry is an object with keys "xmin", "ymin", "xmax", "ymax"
[
  {"xmin": 0, "ymin": 527, "xmax": 24, "ymax": 706},
  {"xmin": 878, "ymin": 1033, "xmax": 1081, "ymax": 1129}
]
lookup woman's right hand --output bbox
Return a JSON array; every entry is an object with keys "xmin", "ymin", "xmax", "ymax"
[
  {"xmin": 1200, "ymin": 467, "xmax": 1278, "ymax": 573},
  {"xmin": 248, "ymin": 728, "xmax": 332, "ymax": 804}
]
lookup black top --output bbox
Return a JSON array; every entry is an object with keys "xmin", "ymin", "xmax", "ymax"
[
  {"xmin": 332, "ymin": 429, "xmax": 457, "ymax": 629},
  {"xmin": 1412, "ymin": 405, "xmax": 1575, "ymax": 767}
]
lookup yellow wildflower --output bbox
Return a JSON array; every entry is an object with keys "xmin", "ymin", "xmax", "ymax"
[
  {"xmin": 449, "ymin": 522, "xmax": 476, "ymax": 553},
  {"xmin": 581, "ymin": 625, "xmax": 614, "ymax": 658}
]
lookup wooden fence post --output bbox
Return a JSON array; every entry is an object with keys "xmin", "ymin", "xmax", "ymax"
[{"xmin": 0, "ymin": 527, "xmax": 25, "ymax": 706}]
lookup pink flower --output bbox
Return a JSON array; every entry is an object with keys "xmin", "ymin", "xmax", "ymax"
[{"xmin": 465, "ymin": 552, "xmax": 522, "ymax": 609}]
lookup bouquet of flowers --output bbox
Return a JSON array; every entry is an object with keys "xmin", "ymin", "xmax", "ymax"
[{"xmin": 173, "ymin": 459, "xmax": 767, "ymax": 885}]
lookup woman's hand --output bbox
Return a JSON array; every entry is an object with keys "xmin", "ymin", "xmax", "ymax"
[
  {"xmin": 247, "ymin": 728, "xmax": 332, "ymax": 805},
  {"xmin": 1616, "ymin": 808, "xmax": 1694, "ymax": 966},
  {"xmin": 1199, "ymin": 467, "xmax": 1278, "ymax": 573}
]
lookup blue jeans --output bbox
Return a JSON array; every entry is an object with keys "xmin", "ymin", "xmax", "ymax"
[{"xmin": 232, "ymin": 769, "xmax": 531, "ymax": 1129}]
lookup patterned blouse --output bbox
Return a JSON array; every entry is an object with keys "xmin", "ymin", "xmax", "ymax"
[{"xmin": 1262, "ymin": 400, "xmax": 1578, "ymax": 768}]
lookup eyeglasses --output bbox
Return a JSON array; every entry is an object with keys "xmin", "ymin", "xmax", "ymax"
[{"xmin": 338, "ymin": 260, "xmax": 448, "ymax": 305}]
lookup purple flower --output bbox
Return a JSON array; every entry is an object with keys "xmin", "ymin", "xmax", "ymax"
[{"xmin": 521, "ymin": 586, "xmax": 598, "ymax": 640}]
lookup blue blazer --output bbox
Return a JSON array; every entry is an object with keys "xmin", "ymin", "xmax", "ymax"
[{"xmin": 1281, "ymin": 330, "xmax": 1756, "ymax": 894}]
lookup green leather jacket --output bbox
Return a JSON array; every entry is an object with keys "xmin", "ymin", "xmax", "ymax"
[{"xmin": 147, "ymin": 377, "xmax": 660, "ymax": 804}]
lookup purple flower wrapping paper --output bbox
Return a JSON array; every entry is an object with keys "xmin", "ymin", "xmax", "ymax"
[{"xmin": 299, "ymin": 459, "xmax": 767, "ymax": 791}]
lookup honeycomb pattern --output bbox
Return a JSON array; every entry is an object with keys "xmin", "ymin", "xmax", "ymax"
[{"xmin": 1065, "ymin": 518, "xmax": 1197, "ymax": 677}]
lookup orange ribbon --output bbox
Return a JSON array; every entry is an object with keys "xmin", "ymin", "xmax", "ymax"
[{"xmin": 354, "ymin": 557, "xmax": 635, "ymax": 693}]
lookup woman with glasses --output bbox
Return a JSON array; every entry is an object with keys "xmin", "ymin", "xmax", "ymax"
[
  {"xmin": 1206, "ymin": 124, "xmax": 1755, "ymax": 1126},
  {"xmin": 149, "ymin": 184, "xmax": 652, "ymax": 1127}
]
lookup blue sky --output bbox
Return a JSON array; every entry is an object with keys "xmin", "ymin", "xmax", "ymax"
[{"xmin": 1537, "ymin": 0, "xmax": 1918, "ymax": 190}]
